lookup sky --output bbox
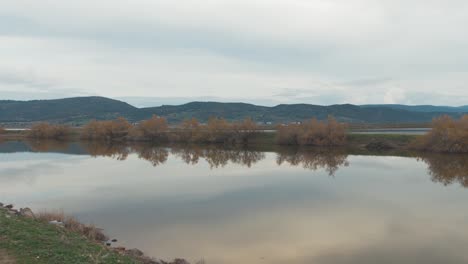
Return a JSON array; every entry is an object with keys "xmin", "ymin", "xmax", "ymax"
[{"xmin": 1, "ymin": 0, "xmax": 468, "ymax": 106}]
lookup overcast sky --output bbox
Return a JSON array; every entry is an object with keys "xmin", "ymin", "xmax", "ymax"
[{"xmin": 1, "ymin": 0, "xmax": 468, "ymax": 106}]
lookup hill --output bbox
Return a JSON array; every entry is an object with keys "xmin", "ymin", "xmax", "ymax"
[
  {"xmin": 361, "ymin": 104, "xmax": 468, "ymax": 113},
  {"xmin": 0, "ymin": 97, "xmax": 467, "ymax": 124},
  {"xmin": 136, "ymin": 102, "xmax": 460, "ymax": 123},
  {"xmin": 0, "ymin": 97, "xmax": 137, "ymax": 123}
]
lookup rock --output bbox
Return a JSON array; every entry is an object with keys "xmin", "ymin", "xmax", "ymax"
[
  {"xmin": 126, "ymin": 248, "xmax": 144, "ymax": 258},
  {"xmin": 111, "ymin": 239, "xmax": 118, "ymax": 242},
  {"xmin": 19, "ymin": 208, "xmax": 35, "ymax": 218},
  {"xmin": 5, "ymin": 204, "xmax": 13, "ymax": 209},
  {"xmin": 0, "ymin": 202, "xmax": 3, "ymax": 207}
]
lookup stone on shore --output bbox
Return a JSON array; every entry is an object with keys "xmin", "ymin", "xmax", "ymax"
[{"xmin": 19, "ymin": 208, "xmax": 35, "ymax": 218}]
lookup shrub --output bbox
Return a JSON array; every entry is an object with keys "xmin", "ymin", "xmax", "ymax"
[
  {"xmin": 27, "ymin": 123, "xmax": 71, "ymax": 140},
  {"xmin": 175, "ymin": 118, "xmax": 202, "ymax": 142},
  {"xmin": 131, "ymin": 115, "xmax": 168, "ymax": 141},
  {"xmin": 231, "ymin": 117, "xmax": 259, "ymax": 144},
  {"xmin": 81, "ymin": 117, "xmax": 132, "ymax": 141},
  {"xmin": 276, "ymin": 116, "xmax": 347, "ymax": 146},
  {"xmin": 413, "ymin": 115, "xmax": 468, "ymax": 153}
]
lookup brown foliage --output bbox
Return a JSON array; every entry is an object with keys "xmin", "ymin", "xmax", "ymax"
[
  {"xmin": 81, "ymin": 117, "xmax": 132, "ymax": 141},
  {"xmin": 37, "ymin": 210, "xmax": 108, "ymax": 242},
  {"xmin": 276, "ymin": 116, "xmax": 347, "ymax": 146},
  {"xmin": 202, "ymin": 117, "xmax": 259, "ymax": 144},
  {"xmin": 171, "ymin": 117, "xmax": 259, "ymax": 144},
  {"xmin": 176, "ymin": 118, "xmax": 202, "ymax": 142},
  {"xmin": 131, "ymin": 115, "xmax": 168, "ymax": 141},
  {"xmin": 0, "ymin": 126, "xmax": 5, "ymax": 134},
  {"xmin": 413, "ymin": 115, "xmax": 468, "ymax": 153},
  {"xmin": 27, "ymin": 123, "xmax": 71, "ymax": 140}
]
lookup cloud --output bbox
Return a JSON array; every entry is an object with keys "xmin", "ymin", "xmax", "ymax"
[{"xmin": 0, "ymin": 0, "xmax": 467, "ymax": 105}]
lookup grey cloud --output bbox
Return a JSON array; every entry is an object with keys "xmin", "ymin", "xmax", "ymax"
[
  {"xmin": 0, "ymin": 68, "xmax": 55, "ymax": 89},
  {"xmin": 1, "ymin": 1, "xmax": 468, "ymax": 105}
]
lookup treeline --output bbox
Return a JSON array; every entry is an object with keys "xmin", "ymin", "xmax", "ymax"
[
  {"xmin": 27, "ymin": 116, "xmax": 260, "ymax": 144},
  {"xmin": 276, "ymin": 116, "xmax": 347, "ymax": 146},
  {"xmin": 26, "ymin": 115, "xmax": 350, "ymax": 146},
  {"xmin": 413, "ymin": 115, "xmax": 468, "ymax": 153}
]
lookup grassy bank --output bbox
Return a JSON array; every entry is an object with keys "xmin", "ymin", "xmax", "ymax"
[{"xmin": 0, "ymin": 208, "xmax": 138, "ymax": 264}]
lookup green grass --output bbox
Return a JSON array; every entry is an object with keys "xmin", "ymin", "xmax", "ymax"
[{"xmin": 0, "ymin": 208, "xmax": 139, "ymax": 264}]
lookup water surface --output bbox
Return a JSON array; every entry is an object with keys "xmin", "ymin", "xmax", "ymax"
[{"xmin": 1, "ymin": 140, "xmax": 467, "ymax": 264}]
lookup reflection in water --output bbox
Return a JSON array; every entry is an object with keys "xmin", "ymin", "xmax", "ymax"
[
  {"xmin": 417, "ymin": 154, "xmax": 468, "ymax": 187},
  {"xmin": 82, "ymin": 141, "xmax": 130, "ymax": 161},
  {"xmin": 171, "ymin": 146, "xmax": 265, "ymax": 168},
  {"xmin": 133, "ymin": 145, "xmax": 169, "ymax": 166},
  {"xmin": 276, "ymin": 148, "xmax": 349, "ymax": 176},
  {"xmin": 2, "ymin": 140, "xmax": 468, "ymax": 263},
  {"xmin": 3, "ymin": 140, "xmax": 468, "ymax": 187},
  {"xmin": 26, "ymin": 139, "xmax": 71, "ymax": 152}
]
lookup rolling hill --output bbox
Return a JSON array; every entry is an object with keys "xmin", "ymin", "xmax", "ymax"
[
  {"xmin": 0, "ymin": 96, "xmax": 466, "ymax": 125},
  {"xmin": 0, "ymin": 97, "xmax": 137, "ymax": 123},
  {"xmin": 361, "ymin": 104, "xmax": 468, "ymax": 113}
]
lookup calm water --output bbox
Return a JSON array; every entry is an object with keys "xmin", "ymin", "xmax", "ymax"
[
  {"xmin": 1, "ymin": 140, "xmax": 468, "ymax": 264},
  {"xmin": 350, "ymin": 128, "xmax": 431, "ymax": 135}
]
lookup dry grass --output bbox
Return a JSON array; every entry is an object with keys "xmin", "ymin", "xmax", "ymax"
[{"xmin": 36, "ymin": 210, "xmax": 108, "ymax": 242}]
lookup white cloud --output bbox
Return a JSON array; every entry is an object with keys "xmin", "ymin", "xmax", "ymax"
[{"xmin": 0, "ymin": 0, "xmax": 467, "ymax": 105}]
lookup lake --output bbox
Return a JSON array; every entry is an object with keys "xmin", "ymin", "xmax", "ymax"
[
  {"xmin": 1, "ymin": 140, "xmax": 468, "ymax": 264},
  {"xmin": 350, "ymin": 128, "xmax": 431, "ymax": 135}
]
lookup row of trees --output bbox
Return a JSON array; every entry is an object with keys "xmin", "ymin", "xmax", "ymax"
[
  {"xmin": 276, "ymin": 116, "xmax": 348, "ymax": 146},
  {"xmin": 27, "ymin": 116, "xmax": 260, "ymax": 144},
  {"xmin": 79, "ymin": 115, "xmax": 260, "ymax": 144},
  {"xmin": 26, "ymin": 115, "xmax": 350, "ymax": 146},
  {"xmin": 413, "ymin": 115, "xmax": 468, "ymax": 153}
]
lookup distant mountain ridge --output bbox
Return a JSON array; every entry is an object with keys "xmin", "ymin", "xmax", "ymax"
[
  {"xmin": 0, "ymin": 96, "xmax": 466, "ymax": 124},
  {"xmin": 361, "ymin": 104, "xmax": 468, "ymax": 113}
]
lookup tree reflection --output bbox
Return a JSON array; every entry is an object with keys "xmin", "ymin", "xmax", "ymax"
[
  {"xmin": 26, "ymin": 140, "xmax": 71, "ymax": 152},
  {"xmin": 81, "ymin": 141, "xmax": 130, "ymax": 161},
  {"xmin": 17, "ymin": 140, "xmax": 350, "ymax": 173},
  {"xmin": 132, "ymin": 145, "xmax": 169, "ymax": 166},
  {"xmin": 276, "ymin": 148, "xmax": 349, "ymax": 176},
  {"xmin": 417, "ymin": 154, "xmax": 468, "ymax": 187},
  {"xmin": 8, "ymin": 140, "xmax": 468, "ymax": 185},
  {"xmin": 170, "ymin": 146, "xmax": 265, "ymax": 168}
]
